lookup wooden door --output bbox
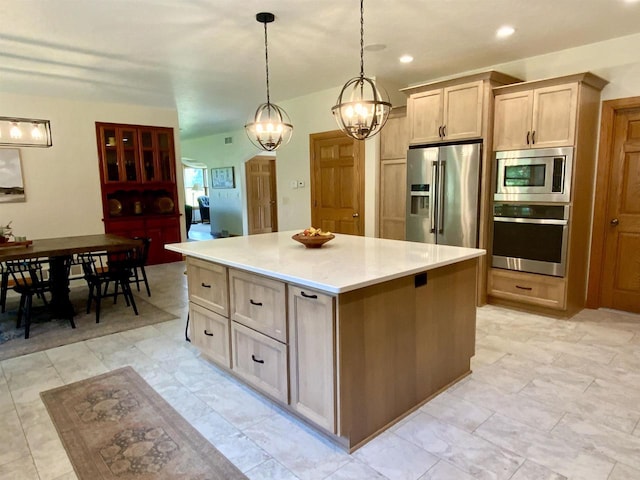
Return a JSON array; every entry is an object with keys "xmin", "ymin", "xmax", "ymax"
[
  {"xmin": 409, "ymin": 89, "xmax": 443, "ymax": 144},
  {"xmin": 493, "ymin": 90, "xmax": 533, "ymax": 151},
  {"xmin": 531, "ymin": 83, "xmax": 578, "ymax": 148},
  {"xmin": 310, "ymin": 131, "xmax": 364, "ymax": 235},
  {"xmin": 246, "ymin": 156, "xmax": 278, "ymax": 234},
  {"xmin": 590, "ymin": 104, "xmax": 640, "ymax": 313},
  {"xmin": 443, "ymin": 81, "xmax": 483, "ymax": 141}
]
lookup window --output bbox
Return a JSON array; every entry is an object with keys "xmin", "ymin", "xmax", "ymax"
[{"xmin": 184, "ymin": 167, "xmax": 208, "ymax": 207}]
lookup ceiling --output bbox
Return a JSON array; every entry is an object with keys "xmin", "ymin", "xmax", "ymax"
[{"xmin": 3, "ymin": 0, "xmax": 640, "ymax": 139}]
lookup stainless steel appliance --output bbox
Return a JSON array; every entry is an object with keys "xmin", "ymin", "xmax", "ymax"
[
  {"xmin": 492, "ymin": 203, "xmax": 569, "ymax": 277},
  {"xmin": 494, "ymin": 147, "xmax": 573, "ymax": 203},
  {"xmin": 406, "ymin": 141, "xmax": 481, "ymax": 248}
]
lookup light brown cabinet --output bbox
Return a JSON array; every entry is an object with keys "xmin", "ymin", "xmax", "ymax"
[
  {"xmin": 229, "ymin": 269, "xmax": 287, "ymax": 343},
  {"xmin": 408, "ymin": 80, "xmax": 483, "ymax": 144},
  {"xmin": 288, "ymin": 286, "xmax": 336, "ymax": 432},
  {"xmin": 489, "ymin": 73, "xmax": 609, "ymax": 316},
  {"xmin": 231, "ymin": 321, "xmax": 288, "ymax": 403},
  {"xmin": 493, "ymin": 83, "xmax": 578, "ymax": 151},
  {"xmin": 190, "ymin": 303, "xmax": 231, "ymax": 367},
  {"xmin": 379, "ymin": 107, "xmax": 408, "ymax": 241},
  {"xmin": 187, "ymin": 257, "xmax": 228, "ymax": 317},
  {"xmin": 488, "ymin": 268, "xmax": 566, "ymax": 310}
]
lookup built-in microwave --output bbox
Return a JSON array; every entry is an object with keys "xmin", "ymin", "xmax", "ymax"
[{"xmin": 494, "ymin": 147, "xmax": 573, "ymax": 203}]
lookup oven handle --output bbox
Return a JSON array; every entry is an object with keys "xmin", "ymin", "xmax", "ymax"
[{"xmin": 493, "ymin": 217, "xmax": 568, "ymax": 226}]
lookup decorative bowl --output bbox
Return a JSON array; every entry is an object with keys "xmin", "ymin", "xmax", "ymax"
[{"xmin": 292, "ymin": 233, "xmax": 335, "ymax": 248}]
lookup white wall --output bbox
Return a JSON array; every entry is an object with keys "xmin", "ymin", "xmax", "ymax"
[{"xmin": 0, "ymin": 92, "xmax": 182, "ymax": 240}]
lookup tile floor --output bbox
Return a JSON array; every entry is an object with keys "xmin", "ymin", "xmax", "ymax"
[{"xmin": 1, "ymin": 261, "xmax": 639, "ymax": 480}]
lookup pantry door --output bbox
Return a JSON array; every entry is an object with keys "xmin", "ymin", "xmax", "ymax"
[
  {"xmin": 309, "ymin": 131, "xmax": 364, "ymax": 235},
  {"xmin": 588, "ymin": 97, "xmax": 640, "ymax": 313}
]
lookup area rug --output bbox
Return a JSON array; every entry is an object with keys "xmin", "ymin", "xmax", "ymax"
[
  {"xmin": 41, "ymin": 366, "xmax": 247, "ymax": 479},
  {"xmin": 0, "ymin": 287, "xmax": 177, "ymax": 361}
]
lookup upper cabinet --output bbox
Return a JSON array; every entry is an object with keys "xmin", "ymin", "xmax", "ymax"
[
  {"xmin": 403, "ymin": 73, "xmax": 521, "ymax": 146},
  {"xmin": 97, "ymin": 123, "xmax": 176, "ymax": 184},
  {"xmin": 493, "ymin": 83, "xmax": 578, "ymax": 151},
  {"xmin": 407, "ymin": 80, "xmax": 483, "ymax": 144}
]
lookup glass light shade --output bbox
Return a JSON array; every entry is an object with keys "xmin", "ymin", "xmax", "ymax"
[
  {"xmin": 245, "ymin": 102, "xmax": 293, "ymax": 151},
  {"xmin": 0, "ymin": 117, "xmax": 52, "ymax": 147},
  {"xmin": 332, "ymin": 76, "xmax": 392, "ymax": 140}
]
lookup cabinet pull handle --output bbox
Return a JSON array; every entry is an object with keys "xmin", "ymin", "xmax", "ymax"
[
  {"xmin": 515, "ymin": 285, "xmax": 533, "ymax": 291},
  {"xmin": 442, "ymin": 125, "xmax": 446, "ymax": 137},
  {"xmin": 201, "ymin": 282, "xmax": 211, "ymax": 288},
  {"xmin": 301, "ymin": 291, "xmax": 318, "ymax": 299},
  {"xmin": 251, "ymin": 354, "xmax": 265, "ymax": 364},
  {"xmin": 526, "ymin": 131, "xmax": 530, "ymax": 145},
  {"xmin": 438, "ymin": 126, "xmax": 443, "ymax": 138},
  {"xmin": 204, "ymin": 330, "xmax": 214, "ymax": 336},
  {"xmin": 531, "ymin": 130, "xmax": 536, "ymax": 144},
  {"xmin": 250, "ymin": 299, "xmax": 263, "ymax": 306}
]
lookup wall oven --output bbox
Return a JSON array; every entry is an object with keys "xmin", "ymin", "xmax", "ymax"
[
  {"xmin": 495, "ymin": 147, "xmax": 573, "ymax": 203},
  {"xmin": 492, "ymin": 203, "xmax": 569, "ymax": 277}
]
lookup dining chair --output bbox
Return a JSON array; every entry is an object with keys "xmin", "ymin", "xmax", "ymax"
[
  {"xmin": 129, "ymin": 237, "xmax": 151, "ymax": 297},
  {"xmin": 6, "ymin": 258, "xmax": 75, "ymax": 339},
  {"xmin": 0, "ymin": 262, "xmax": 9, "ymax": 313},
  {"xmin": 79, "ymin": 250, "xmax": 138, "ymax": 323}
]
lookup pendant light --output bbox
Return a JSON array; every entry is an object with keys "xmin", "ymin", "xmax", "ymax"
[
  {"xmin": 244, "ymin": 12, "xmax": 293, "ymax": 151},
  {"xmin": 332, "ymin": 0, "xmax": 391, "ymax": 140}
]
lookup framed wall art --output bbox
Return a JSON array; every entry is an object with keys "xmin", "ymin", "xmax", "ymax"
[
  {"xmin": 0, "ymin": 148, "xmax": 25, "ymax": 203},
  {"xmin": 211, "ymin": 166, "xmax": 235, "ymax": 189}
]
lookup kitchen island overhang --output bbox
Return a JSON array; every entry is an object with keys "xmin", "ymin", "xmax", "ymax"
[{"xmin": 167, "ymin": 231, "xmax": 485, "ymax": 451}]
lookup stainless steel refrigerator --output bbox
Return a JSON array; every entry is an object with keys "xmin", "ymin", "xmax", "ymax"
[{"xmin": 405, "ymin": 141, "xmax": 482, "ymax": 248}]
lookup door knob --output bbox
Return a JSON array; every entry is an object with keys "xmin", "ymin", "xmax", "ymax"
[
  {"xmin": 352, "ymin": 213, "xmax": 359, "ymax": 218},
  {"xmin": 610, "ymin": 218, "xmax": 619, "ymax": 226}
]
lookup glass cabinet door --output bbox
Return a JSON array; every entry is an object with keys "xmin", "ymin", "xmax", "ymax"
[
  {"xmin": 121, "ymin": 129, "xmax": 139, "ymax": 182},
  {"xmin": 157, "ymin": 131, "xmax": 174, "ymax": 182},
  {"xmin": 140, "ymin": 131, "xmax": 156, "ymax": 182},
  {"xmin": 103, "ymin": 127, "xmax": 120, "ymax": 182}
]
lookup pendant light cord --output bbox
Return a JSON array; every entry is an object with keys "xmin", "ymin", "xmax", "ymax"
[
  {"xmin": 359, "ymin": 0, "xmax": 364, "ymax": 79},
  {"xmin": 264, "ymin": 21, "xmax": 271, "ymax": 105}
]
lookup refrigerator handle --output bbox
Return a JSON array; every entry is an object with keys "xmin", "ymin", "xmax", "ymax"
[
  {"xmin": 430, "ymin": 161, "xmax": 438, "ymax": 233},
  {"xmin": 438, "ymin": 161, "xmax": 445, "ymax": 234}
]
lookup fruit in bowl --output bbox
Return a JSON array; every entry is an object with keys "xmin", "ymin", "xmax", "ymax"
[{"xmin": 292, "ymin": 227, "xmax": 335, "ymax": 248}]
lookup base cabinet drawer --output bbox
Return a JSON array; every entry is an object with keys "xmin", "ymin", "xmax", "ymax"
[
  {"xmin": 187, "ymin": 258, "xmax": 229, "ymax": 316},
  {"xmin": 190, "ymin": 303, "xmax": 231, "ymax": 368},
  {"xmin": 231, "ymin": 322, "xmax": 288, "ymax": 403},
  {"xmin": 229, "ymin": 269, "xmax": 287, "ymax": 342},
  {"xmin": 489, "ymin": 268, "xmax": 566, "ymax": 310}
]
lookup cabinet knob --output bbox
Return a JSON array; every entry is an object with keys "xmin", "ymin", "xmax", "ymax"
[
  {"xmin": 352, "ymin": 213, "xmax": 359, "ymax": 218},
  {"xmin": 610, "ymin": 218, "xmax": 619, "ymax": 226}
]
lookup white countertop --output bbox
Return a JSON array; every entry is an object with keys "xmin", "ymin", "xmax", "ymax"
[{"xmin": 166, "ymin": 231, "xmax": 485, "ymax": 294}]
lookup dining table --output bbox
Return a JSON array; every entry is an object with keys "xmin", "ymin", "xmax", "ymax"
[{"xmin": 0, "ymin": 234, "xmax": 141, "ymax": 320}]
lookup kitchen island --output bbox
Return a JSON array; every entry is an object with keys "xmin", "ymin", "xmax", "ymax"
[{"xmin": 167, "ymin": 231, "xmax": 485, "ymax": 451}]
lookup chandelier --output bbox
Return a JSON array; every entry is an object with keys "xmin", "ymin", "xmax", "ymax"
[
  {"xmin": 332, "ymin": 0, "xmax": 391, "ymax": 140},
  {"xmin": 244, "ymin": 12, "xmax": 293, "ymax": 151}
]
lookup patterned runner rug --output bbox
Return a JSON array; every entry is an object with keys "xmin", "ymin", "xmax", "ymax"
[{"xmin": 41, "ymin": 366, "xmax": 247, "ymax": 479}]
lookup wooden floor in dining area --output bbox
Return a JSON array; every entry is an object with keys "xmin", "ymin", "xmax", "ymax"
[{"xmin": 1, "ymin": 261, "xmax": 640, "ymax": 479}]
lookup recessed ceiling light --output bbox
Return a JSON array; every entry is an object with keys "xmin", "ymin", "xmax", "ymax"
[
  {"xmin": 496, "ymin": 26, "xmax": 515, "ymax": 38},
  {"xmin": 399, "ymin": 55, "xmax": 414, "ymax": 64},
  {"xmin": 364, "ymin": 43, "xmax": 386, "ymax": 52}
]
